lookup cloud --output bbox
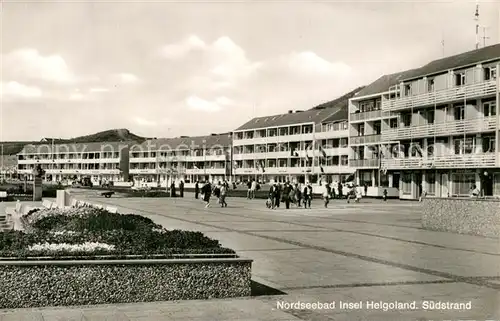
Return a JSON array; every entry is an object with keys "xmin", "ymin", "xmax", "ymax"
[
  {"xmin": 285, "ymin": 51, "xmax": 352, "ymax": 75},
  {"xmin": 3, "ymin": 49, "xmax": 75, "ymax": 83},
  {"xmin": 134, "ymin": 117, "xmax": 157, "ymax": 126},
  {"xmin": 0, "ymin": 81, "xmax": 43, "ymax": 99},
  {"xmin": 158, "ymin": 35, "xmax": 206, "ymax": 59},
  {"xmin": 117, "ymin": 73, "xmax": 140, "ymax": 84},
  {"xmin": 186, "ymin": 96, "xmax": 225, "ymax": 112},
  {"xmin": 89, "ymin": 87, "xmax": 109, "ymax": 93}
]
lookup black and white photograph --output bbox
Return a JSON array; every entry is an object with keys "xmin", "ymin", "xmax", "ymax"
[{"xmin": 0, "ymin": 0, "xmax": 499, "ymax": 320}]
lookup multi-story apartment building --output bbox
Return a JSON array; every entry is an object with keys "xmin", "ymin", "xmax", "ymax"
[
  {"xmin": 349, "ymin": 70, "xmax": 416, "ymax": 198},
  {"xmin": 0, "ymin": 155, "xmax": 17, "ymax": 180},
  {"xmin": 129, "ymin": 134, "xmax": 232, "ymax": 186},
  {"xmin": 232, "ymin": 105, "xmax": 354, "ymax": 184},
  {"xmin": 16, "ymin": 142, "xmax": 132, "ymax": 183},
  {"xmin": 350, "ymin": 43, "xmax": 500, "ymax": 199}
]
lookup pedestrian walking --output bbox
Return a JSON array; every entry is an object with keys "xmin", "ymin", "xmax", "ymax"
[
  {"xmin": 364, "ymin": 183, "xmax": 368, "ymax": 197},
  {"xmin": 201, "ymin": 182, "xmax": 212, "ymax": 208},
  {"xmin": 268, "ymin": 183, "xmax": 277, "ymax": 209},
  {"xmin": 194, "ymin": 181, "xmax": 199, "ymax": 199},
  {"xmin": 295, "ymin": 183, "xmax": 302, "ymax": 207},
  {"xmin": 338, "ymin": 182, "xmax": 343, "ymax": 199},
  {"xmin": 213, "ymin": 182, "xmax": 221, "ymax": 204},
  {"xmin": 322, "ymin": 183, "xmax": 330, "ymax": 208},
  {"xmin": 282, "ymin": 182, "xmax": 292, "ymax": 209},
  {"xmin": 179, "ymin": 180, "xmax": 184, "ymax": 198},
  {"xmin": 383, "ymin": 188, "xmax": 388, "ymax": 201},
  {"xmin": 303, "ymin": 183, "xmax": 312, "ymax": 209},
  {"xmin": 220, "ymin": 183, "xmax": 228, "ymax": 207},
  {"xmin": 170, "ymin": 181, "xmax": 176, "ymax": 197}
]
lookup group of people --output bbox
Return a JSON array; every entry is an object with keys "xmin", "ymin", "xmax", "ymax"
[
  {"xmin": 194, "ymin": 180, "xmax": 230, "ymax": 208},
  {"xmin": 267, "ymin": 181, "xmax": 314, "ymax": 209}
]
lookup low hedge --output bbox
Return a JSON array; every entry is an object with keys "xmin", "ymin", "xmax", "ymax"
[{"xmin": 0, "ymin": 207, "xmax": 236, "ymax": 258}]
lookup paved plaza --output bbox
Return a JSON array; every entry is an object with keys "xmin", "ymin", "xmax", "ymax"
[{"xmin": 1, "ymin": 193, "xmax": 499, "ymax": 320}]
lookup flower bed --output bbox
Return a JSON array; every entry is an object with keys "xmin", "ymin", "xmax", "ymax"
[{"xmin": 0, "ymin": 206, "xmax": 251, "ymax": 308}]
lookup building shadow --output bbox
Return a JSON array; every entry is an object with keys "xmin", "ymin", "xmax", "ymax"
[{"xmin": 251, "ymin": 280, "xmax": 286, "ymax": 296}]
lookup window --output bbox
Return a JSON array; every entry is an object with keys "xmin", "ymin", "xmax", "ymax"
[
  {"xmin": 402, "ymin": 114, "xmax": 411, "ymax": 127},
  {"xmin": 373, "ymin": 122, "xmax": 381, "ymax": 135},
  {"xmin": 404, "ymin": 84, "xmax": 412, "ymax": 96},
  {"xmin": 340, "ymin": 138, "xmax": 348, "ymax": 147},
  {"xmin": 427, "ymin": 78, "xmax": 435, "ymax": 92},
  {"xmin": 484, "ymin": 101, "xmax": 497, "ymax": 117},
  {"xmin": 455, "ymin": 72, "xmax": 466, "ymax": 86},
  {"xmin": 402, "ymin": 172, "xmax": 412, "ymax": 195},
  {"xmin": 358, "ymin": 124, "xmax": 365, "ymax": 136},
  {"xmin": 427, "ymin": 110, "xmax": 435, "ymax": 124},
  {"xmin": 375, "ymin": 100, "xmax": 381, "ymax": 110},
  {"xmin": 426, "ymin": 172, "xmax": 436, "ymax": 195},
  {"xmin": 482, "ymin": 137, "xmax": 495, "ymax": 153},
  {"xmin": 340, "ymin": 155, "xmax": 348, "ymax": 166},
  {"xmin": 390, "ymin": 118, "xmax": 398, "ymax": 128},
  {"xmin": 454, "ymin": 137, "xmax": 474, "ymax": 154},
  {"xmin": 484, "ymin": 66, "xmax": 497, "ymax": 81},
  {"xmin": 454, "ymin": 105, "xmax": 465, "ymax": 120},
  {"xmin": 452, "ymin": 173, "xmax": 475, "ymax": 196}
]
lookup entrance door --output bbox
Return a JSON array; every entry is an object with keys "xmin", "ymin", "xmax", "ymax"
[
  {"xmin": 441, "ymin": 173, "xmax": 449, "ymax": 197},
  {"xmin": 414, "ymin": 172, "xmax": 422, "ymax": 199},
  {"xmin": 482, "ymin": 172, "xmax": 493, "ymax": 196}
]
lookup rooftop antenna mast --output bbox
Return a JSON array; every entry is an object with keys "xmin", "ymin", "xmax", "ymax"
[
  {"xmin": 475, "ymin": 0, "xmax": 480, "ymax": 49},
  {"xmin": 482, "ymin": 26, "xmax": 490, "ymax": 47}
]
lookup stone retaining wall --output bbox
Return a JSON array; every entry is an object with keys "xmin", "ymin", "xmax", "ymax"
[
  {"xmin": 421, "ymin": 197, "xmax": 500, "ymax": 238},
  {"xmin": 0, "ymin": 258, "xmax": 252, "ymax": 309}
]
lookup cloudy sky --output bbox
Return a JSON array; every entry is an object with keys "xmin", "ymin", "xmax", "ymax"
[{"xmin": 1, "ymin": 0, "xmax": 499, "ymax": 141}]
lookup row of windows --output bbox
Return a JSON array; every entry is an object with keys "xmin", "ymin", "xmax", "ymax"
[
  {"xmin": 235, "ymin": 156, "xmax": 349, "ymax": 168},
  {"xmin": 403, "ymin": 66, "xmax": 497, "ymax": 96},
  {"xmin": 19, "ymin": 152, "xmax": 120, "ymax": 160}
]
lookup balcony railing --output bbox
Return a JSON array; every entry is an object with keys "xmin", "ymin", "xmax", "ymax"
[
  {"xmin": 234, "ymin": 165, "xmax": 352, "ymax": 175},
  {"xmin": 349, "ymin": 134, "xmax": 382, "ymax": 145},
  {"xmin": 350, "ymin": 110, "xmax": 397, "ymax": 122},
  {"xmin": 382, "ymin": 116, "xmax": 496, "ymax": 141},
  {"xmin": 383, "ymin": 81, "xmax": 497, "ymax": 111},
  {"xmin": 381, "ymin": 153, "xmax": 496, "ymax": 169},
  {"xmin": 349, "ymin": 159, "xmax": 380, "ymax": 168}
]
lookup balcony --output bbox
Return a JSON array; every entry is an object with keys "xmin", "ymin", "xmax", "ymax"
[
  {"xmin": 233, "ymin": 133, "xmax": 314, "ymax": 146},
  {"xmin": 130, "ymin": 157, "xmax": 157, "ymax": 163},
  {"xmin": 314, "ymin": 129, "xmax": 349, "ymax": 140},
  {"xmin": 349, "ymin": 159, "xmax": 380, "ymax": 168},
  {"xmin": 383, "ymin": 81, "xmax": 497, "ymax": 111},
  {"xmin": 185, "ymin": 168, "xmax": 226, "ymax": 175},
  {"xmin": 234, "ymin": 165, "xmax": 352, "ymax": 175},
  {"xmin": 186, "ymin": 154, "xmax": 227, "ymax": 162},
  {"xmin": 233, "ymin": 151, "xmax": 290, "ymax": 160},
  {"xmin": 382, "ymin": 116, "xmax": 496, "ymax": 141},
  {"xmin": 382, "ymin": 153, "xmax": 496, "ymax": 169},
  {"xmin": 350, "ymin": 110, "xmax": 397, "ymax": 122},
  {"xmin": 349, "ymin": 134, "xmax": 382, "ymax": 145},
  {"xmin": 130, "ymin": 168, "xmax": 157, "ymax": 175}
]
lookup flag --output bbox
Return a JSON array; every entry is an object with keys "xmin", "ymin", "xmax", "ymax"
[
  {"xmin": 320, "ymin": 166, "xmax": 325, "ymax": 173},
  {"xmin": 232, "ymin": 161, "xmax": 238, "ymax": 170},
  {"xmin": 345, "ymin": 174, "xmax": 355, "ymax": 183},
  {"xmin": 304, "ymin": 144, "xmax": 312, "ymax": 166},
  {"xmin": 290, "ymin": 148, "xmax": 299, "ymax": 157},
  {"xmin": 194, "ymin": 164, "xmax": 199, "ymax": 169}
]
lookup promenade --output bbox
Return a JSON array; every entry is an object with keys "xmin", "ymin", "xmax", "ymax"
[{"xmin": 1, "ymin": 193, "xmax": 499, "ymax": 320}]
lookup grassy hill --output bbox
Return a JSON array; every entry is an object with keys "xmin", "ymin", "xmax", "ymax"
[
  {"xmin": 0, "ymin": 129, "xmax": 148, "ymax": 155},
  {"xmin": 309, "ymin": 86, "xmax": 365, "ymax": 110}
]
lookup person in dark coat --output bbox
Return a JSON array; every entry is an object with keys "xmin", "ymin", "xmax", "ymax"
[
  {"xmin": 201, "ymin": 182, "xmax": 212, "ymax": 207},
  {"xmin": 338, "ymin": 182, "xmax": 343, "ymax": 199},
  {"xmin": 170, "ymin": 181, "xmax": 176, "ymax": 197},
  {"xmin": 179, "ymin": 180, "xmax": 184, "ymax": 197},
  {"xmin": 295, "ymin": 183, "xmax": 302, "ymax": 207},
  {"xmin": 303, "ymin": 183, "xmax": 313, "ymax": 208},
  {"xmin": 269, "ymin": 183, "xmax": 278, "ymax": 209},
  {"xmin": 282, "ymin": 182, "xmax": 292, "ymax": 209},
  {"xmin": 194, "ymin": 181, "xmax": 200, "ymax": 199},
  {"xmin": 364, "ymin": 183, "xmax": 368, "ymax": 197},
  {"xmin": 275, "ymin": 183, "xmax": 281, "ymax": 208}
]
